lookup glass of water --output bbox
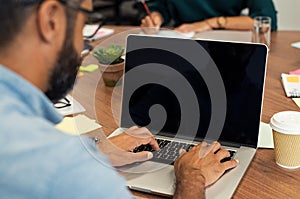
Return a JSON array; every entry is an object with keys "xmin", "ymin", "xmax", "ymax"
[{"xmin": 252, "ymin": 16, "xmax": 271, "ymax": 49}]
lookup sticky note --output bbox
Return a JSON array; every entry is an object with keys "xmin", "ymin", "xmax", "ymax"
[
  {"xmin": 258, "ymin": 122, "xmax": 274, "ymax": 148},
  {"xmin": 291, "ymin": 41, "xmax": 300, "ymax": 49},
  {"xmin": 286, "ymin": 75, "xmax": 299, "ymax": 83},
  {"xmin": 289, "ymin": 69, "xmax": 300, "ymax": 75},
  {"xmin": 79, "ymin": 64, "xmax": 99, "ymax": 72},
  {"xmin": 56, "ymin": 114, "xmax": 102, "ymax": 135},
  {"xmin": 281, "ymin": 73, "xmax": 300, "ymax": 97},
  {"xmin": 292, "ymin": 98, "xmax": 300, "ymax": 109}
]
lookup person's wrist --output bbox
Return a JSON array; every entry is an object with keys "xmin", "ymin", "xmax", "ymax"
[
  {"xmin": 217, "ymin": 16, "xmax": 227, "ymax": 29},
  {"xmin": 205, "ymin": 18, "xmax": 219, "ymax": 29},
  {"xmin": 176, "ymin": 170, "xmax": 206, "ymax": 185},
  {"xmin": 174, "ymin": 170, "xmax": 206, "ymax": 198},
  {"xmin": 204, "ymin": 20, "xmax": 213, "ymax": 30}
]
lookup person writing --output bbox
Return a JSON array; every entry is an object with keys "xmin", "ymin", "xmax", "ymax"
[
  {"xmin": 141, "ymin": 0, "xmax": 277, "ymax": 33},
  {"xmin": 0, "ymin": 0, "xmax": 238, "ymax": 198}
]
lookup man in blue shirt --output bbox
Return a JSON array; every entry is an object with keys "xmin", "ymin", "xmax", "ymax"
[{"xmin": 0, "ymin": 0, "xmax": 238, "ymax": 198}]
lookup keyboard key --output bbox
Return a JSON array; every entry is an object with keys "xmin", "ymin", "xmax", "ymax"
[
  {"xmin": 133, "ymin": 138, "xmax": 198, "ymax": 165},
  {"xmin": 133, "ymin": 138, "xmax": 237, "ymax": 165}
]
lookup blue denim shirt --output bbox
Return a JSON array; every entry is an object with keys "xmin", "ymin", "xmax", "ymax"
[{"xmin": 0, "ymin": 65, "xmax": 132, "ymax": 198}]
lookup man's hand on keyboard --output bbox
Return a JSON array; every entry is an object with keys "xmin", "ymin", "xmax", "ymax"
[
  {"xmin": 104, "ymin": 126, "xmax": 159, "ymax": 166},
  {"xmin": 173, "ymin": 141, "xmax": 238, "ymax": 199}
]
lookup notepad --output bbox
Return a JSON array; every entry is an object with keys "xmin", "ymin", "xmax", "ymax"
[
  {"xmin": 157, "ymin": 30, "xmax": 195, "ymax": 38},
  {"xmin": 195, "ymin": 30, "xmax": 252, "ymax": 42},
  {"xmin": 291, "ymin": 41, "xmax": 300, "ymax": 49},
  {"xmin": 140, "ymin": 30, "xmax": 195, "ymax": 39},
  {"xmin": 258, "ymin": 122, "xmax": 274, "ymax": 148},
  {"xmin": 56, "ymin": 114, "xmax": 102, "ymax": 135},
  {"xmin": 292, "ymin": 98, "xmax": 300, "ymax": 109},
  {"xmin": 83, "ymin": 26, "xmax": 114, "ymax": 41},
  {"xmin": 281, "ymin": 73, "xmax": 300, "ymax": 97}
]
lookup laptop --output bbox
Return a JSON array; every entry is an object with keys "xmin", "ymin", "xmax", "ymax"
[{"xmin": 111, "ymin": 35, "xmax": 268, "ymax": 198}]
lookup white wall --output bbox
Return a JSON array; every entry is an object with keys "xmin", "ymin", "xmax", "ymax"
[{"xmin": 273, "ymin": 0, "xmax": 300, "ymax": 30}]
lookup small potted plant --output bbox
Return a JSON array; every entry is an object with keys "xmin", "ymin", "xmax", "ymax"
[{"xmin": 92, "ymin": 44, "xmax": 125, "ymax": 87}]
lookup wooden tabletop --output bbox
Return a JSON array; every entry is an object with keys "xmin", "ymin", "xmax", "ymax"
[{"xmin": 73, "ymin": 27, "xmax": 300, "ymax": 199}]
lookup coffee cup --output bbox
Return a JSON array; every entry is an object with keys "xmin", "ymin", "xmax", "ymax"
[{"xmin": 270, "ymin": 111, "xmax": 300, "ymax": 169}]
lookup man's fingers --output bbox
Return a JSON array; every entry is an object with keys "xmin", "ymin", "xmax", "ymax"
[
  {"xmin": 221, "ymin": 159, "xmax": 239, "ymax": 170},
  {"xmin": 148, "ymin": 138, "xmax": 160, "ymax": 150},
  {"xmin": 127, "ymin": 126, "xmax": 152, "ymax": 137},
  {"xmin": 138, "ymin": 137, "xmax": 159, "ymax": 151},
  {"xmin": 179, "ymin": 148, "xmax": 187, "ymax": 156},
  {"xmin": 124, "ymin": 126, "xmax": 159, "ymax": 151},
  {"xmin": 210, "ymin": 141, "xmax": 221, "ymax": 153},
  {"xmin": 128, "ymin": 151, "xmax": 153, "ymax": 164},
  {"xmin": 215, "ymin": 148, "xmax": 231, "ymax": 160},
  {"xmin": 127, "ymin": 126, "xmax": 139, "ymax": 132}
]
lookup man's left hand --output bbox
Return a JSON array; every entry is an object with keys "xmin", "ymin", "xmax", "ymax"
[{"xmin": 97, "ymin": 126, "xmax": 159, "ymax": 167}]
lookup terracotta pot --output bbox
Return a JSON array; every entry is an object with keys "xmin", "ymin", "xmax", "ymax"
[{"xmin": 99, "ymin": 61, "xmax": 124, "ymax": 87}]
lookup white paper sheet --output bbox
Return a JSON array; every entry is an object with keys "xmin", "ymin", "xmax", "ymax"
[
  {"xmin": 194, "ymin": 30, "xmax": 252, "ymax": 43},
  {"xmin": 258, "ymin": 122, "xmax": 274, "ymax": 148},
  {"xmin": 140, "ymin": 30, "xmax": 195, "ymax": 39},
  {"xmin": 56, "ymin": 114, "xmax": 102, "ymax": 135}
]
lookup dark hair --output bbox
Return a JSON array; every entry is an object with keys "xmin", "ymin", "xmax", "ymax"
[{"xmin": 0, "ymin": 0, "xmax": 83, "ymax": 50}]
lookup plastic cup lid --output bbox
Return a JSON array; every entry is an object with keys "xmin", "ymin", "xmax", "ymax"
[{"xmin": 270, "ymin": 111, "xmax": 300, "ymax": 135}]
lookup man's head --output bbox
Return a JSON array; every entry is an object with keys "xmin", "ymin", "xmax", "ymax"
[{"xmin": 0, "ymin": 0, "xmax": 92, "ymax": 102}]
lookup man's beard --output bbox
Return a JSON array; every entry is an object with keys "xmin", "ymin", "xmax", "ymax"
[{"xmin": 45, "ymin": 37, "xmax": 81, "ymax": 103}]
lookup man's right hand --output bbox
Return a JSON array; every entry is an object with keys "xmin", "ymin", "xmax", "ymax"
[{"xmin": 173, "ymin": 141, "xmax": 238, "ymax": 199}]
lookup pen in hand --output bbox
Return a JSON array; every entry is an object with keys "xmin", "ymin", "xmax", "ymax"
[{"xmin": 140, "ymin": 0, "xmax": 156, "ymax": 26}]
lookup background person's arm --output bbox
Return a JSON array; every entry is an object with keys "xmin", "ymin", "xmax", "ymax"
[
  {"xmin": 175, "ymin": 0, "xmax": 277, "ymax": 33},
  {"xmin": 175, "ymin": 16, "xmax": 254, "ymax": 33}
]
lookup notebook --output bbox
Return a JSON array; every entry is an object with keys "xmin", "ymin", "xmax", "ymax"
[
  {"xmin": 111, "ymin": 35, "xmax": 268, "ymax": 198},
  {"xmin": 195, "ymin": 30, "xmax": 252, "ymax": 42},
  {"xmin": 82, "ymin": 25, "xmax": 114, "ymax": 41},
  {"xmin": 281, "ymin": 73, "xmax": 300, "ymax": 97}
]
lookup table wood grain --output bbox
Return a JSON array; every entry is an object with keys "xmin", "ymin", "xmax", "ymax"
[{"xmin": 73, "ymin": 27, "xmax": 300, "ymax": 199}]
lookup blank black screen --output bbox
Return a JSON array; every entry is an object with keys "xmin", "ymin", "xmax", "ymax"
[{"xmin": 121, "ymin": 36, "xmax": 267, "ymax": 148}]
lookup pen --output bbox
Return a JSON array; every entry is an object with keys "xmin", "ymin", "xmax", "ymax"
[{"xmin": 140, "ymin": 0, "xmax": 156, "ymax": 26}]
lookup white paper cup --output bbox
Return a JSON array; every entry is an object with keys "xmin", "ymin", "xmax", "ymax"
[{"xmin": 270, "ymin": 111, "xmax": 300, "ymax": 169}]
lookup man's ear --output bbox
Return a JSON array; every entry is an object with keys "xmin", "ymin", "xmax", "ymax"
[{"xmin": 36, "ymin": 1, "xmax": 66, "ymax": 44}]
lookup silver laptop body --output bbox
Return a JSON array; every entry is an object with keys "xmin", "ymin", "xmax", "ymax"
[{"xmin": 112, "ymin": 35, "xmax": 268, "ymax": 198}]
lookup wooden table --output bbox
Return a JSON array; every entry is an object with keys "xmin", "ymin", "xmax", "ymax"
[{"xmin": 73, "ymin": 27, "xmax": 300, "ymax": 199}]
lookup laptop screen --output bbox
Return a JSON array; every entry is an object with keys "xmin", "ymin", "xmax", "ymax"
[{"xmin": 121, "ymin": 35, "xmax": 267, "ymax": 148}]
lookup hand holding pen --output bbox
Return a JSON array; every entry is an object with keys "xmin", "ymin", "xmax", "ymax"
[{"xmin": 140, "ymin": 0, "xmax": 163, "ymax": 32}]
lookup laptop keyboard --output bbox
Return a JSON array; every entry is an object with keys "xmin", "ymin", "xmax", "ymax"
[{"xmin": 133, "ymin": 138, "xmax": 236, "ymax": 165}]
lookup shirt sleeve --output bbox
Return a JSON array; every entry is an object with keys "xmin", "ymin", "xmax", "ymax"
[
  {"xmin": 246, "ymin": 0, "xmax": 278, "ymax": 31},
  {"xmin": 148, "ymin": 0, "xmax": 171, "ymax": 25},
  {"xmin": 46, "ymin": 136, "xmax": 133, "ymax": 199}
]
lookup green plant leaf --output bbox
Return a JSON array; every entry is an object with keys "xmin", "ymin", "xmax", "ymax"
[{"xmin": 92, "ymin": 44, "xmax": 124, "ymax": 64}]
